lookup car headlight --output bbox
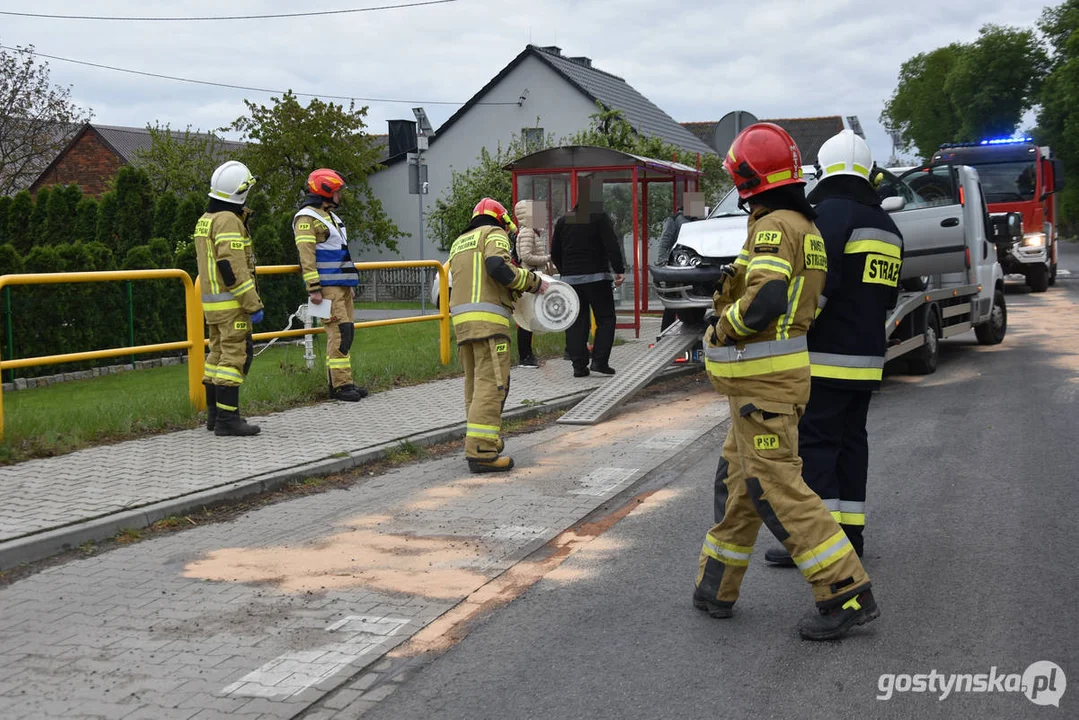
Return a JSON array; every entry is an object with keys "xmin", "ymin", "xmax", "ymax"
[
  {"xmin": 671, "ymin": 246, "xmax": 702, "ymax": 267},
  {"xmin": 1021, "ymin": 233, "xmax": 1045, "ymax": 248}
]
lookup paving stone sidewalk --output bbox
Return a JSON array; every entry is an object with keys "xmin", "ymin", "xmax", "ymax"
[
  {"xmin": 0, "ymin": 380, "xmax": 728, "ymax": 720},
  {"xmin": 0, "ymin": 320, "xmax": 670, "ymax": 566}
]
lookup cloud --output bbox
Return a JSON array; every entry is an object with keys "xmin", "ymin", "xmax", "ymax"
[{"xmin": 2, "ymin": 0, "xmax": 1049, "ymax": 164}]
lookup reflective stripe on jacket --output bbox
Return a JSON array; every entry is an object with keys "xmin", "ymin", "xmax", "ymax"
[{"xmin": 294, "ymin": 207, "xmax": 359, "ymax": 288}]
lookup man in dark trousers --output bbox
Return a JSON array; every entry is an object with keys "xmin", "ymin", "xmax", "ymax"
[
  {"xmin": 551, "ymin": 177, "xmax": 625, "ymax": 377},
  {"xmin": 763, "ymin": 129, "xmax": 903, "ymax": 566}
]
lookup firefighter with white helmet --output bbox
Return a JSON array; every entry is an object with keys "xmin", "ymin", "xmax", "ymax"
[
  {"xmin": 196, "ymin": 160, "xmax": 264, "ymax": 436},
  {"xmin": 763, "ymin": 129, "xmax": 904, "ymax": 568},
  {"xmin": 692, "ymin": 123, "xmax": 879, "ymax": 640},
  {"xmin": 449, "ymin": 198, "xmax": 548, "ymax": 473},
  {"xmin": 293, "ymin": 168, "xmax": 366, "ymax": 402}
]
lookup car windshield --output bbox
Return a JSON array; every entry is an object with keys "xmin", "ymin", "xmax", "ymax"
[
  {"xmin": 968, "ymin": 161, "xmax": 1037, "ymax": 202},
  {"xmin": 708, "ymin": 176, "xmax": 821, "ymax": 218}
]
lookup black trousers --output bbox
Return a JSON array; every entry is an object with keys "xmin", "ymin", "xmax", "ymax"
[
  {"xmin": 566, "ymin": 280, "xmax": 616, "ymax": 369},
  {"xmin": 797, "ymin": 381, "xmax": 872, "ymax": 554},
  {"xmin": 517, "ymin": 326, "xmax": 534, "ymax": 359}
]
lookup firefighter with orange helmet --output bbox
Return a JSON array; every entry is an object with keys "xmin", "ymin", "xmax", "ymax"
[
  {"xmin": 449, "ymin": 198, "xmax": 548, "ymax": 472},
  {"xmin": 293, "ymin": 168, "xmax": 366, "ymax": 402},
  {"xmin": 691, "ymin": 123, "xmax": 880, "ymax": 640}
]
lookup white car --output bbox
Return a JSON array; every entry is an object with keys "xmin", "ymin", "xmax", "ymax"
[{"xmin": 650, "ymin": 166, "xmax": 942, "ymax": 323}]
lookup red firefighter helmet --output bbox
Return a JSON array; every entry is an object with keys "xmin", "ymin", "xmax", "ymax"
[
  {"xmin": 307, "ymin": 168, "xmax": 346, "ymax": 198},
  {"xmin": 723, "ymin": 123, "xmax": 805, "ymax": 200},
  {"xmin": 472, "ymin": 197, "xmax": 517, "ymax": 233}
]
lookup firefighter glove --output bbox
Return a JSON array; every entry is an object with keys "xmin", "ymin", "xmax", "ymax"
[{"xmin": 250, "ymin": 309, "xmax": 264, "ymax": 324}]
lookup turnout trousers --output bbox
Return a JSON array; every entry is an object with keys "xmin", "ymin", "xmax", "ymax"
[
  {"xmin": 459, "ymin": 336, "xmax": 511, "ymax": 460},
  {"xmin": 204, "ymin": 312, "xmax": 253, "ymax": 388},
  {"xmin": 695, "ymin": 396, "xmax": 871, "ymax": 610},
  {"xmin": 321, "ymin": 286, "xmax": 356, "ymax": 389},
  {"xmin": 798, "ymin": 382, "xmax": 872, "ymax": 555}
]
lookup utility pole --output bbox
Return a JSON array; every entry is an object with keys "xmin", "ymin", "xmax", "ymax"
[{"xmin": 411, "ymin": 107, "xmax": 434, "ymax": 314}]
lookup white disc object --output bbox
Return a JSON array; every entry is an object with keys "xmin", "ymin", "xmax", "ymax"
[{"xmin": 514, "ymin": 274, "xmax": 579, "ymax": 334}]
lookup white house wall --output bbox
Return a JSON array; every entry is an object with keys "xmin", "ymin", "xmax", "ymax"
[{"xmin": 358, "ymin": 55, "xmax": 600, "ymax": 262}]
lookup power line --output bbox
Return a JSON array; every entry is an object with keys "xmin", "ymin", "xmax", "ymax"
[
  {"xmin": 0, "ymin": 0, "xmax": 457, "ymax": 22},
  {"xmin": 1, "ymin": 45, "xmax": 516, "ymax": 107}
]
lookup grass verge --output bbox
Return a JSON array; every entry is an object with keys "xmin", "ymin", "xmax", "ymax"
[{"xmin": 0, "ymin": 321, "xmax": 577, "ymax": 464}]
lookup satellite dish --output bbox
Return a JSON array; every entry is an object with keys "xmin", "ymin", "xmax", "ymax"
[{"xmin": 714, "ymin": 110, "xmax": 759, "ymax": 154}]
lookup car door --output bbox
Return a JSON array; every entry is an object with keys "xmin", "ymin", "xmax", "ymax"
[{"xmin": 893, "ymin": 165, "xmax": 968, "ymax": 281}]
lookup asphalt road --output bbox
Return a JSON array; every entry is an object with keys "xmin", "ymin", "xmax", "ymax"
[{"xmin": 361, "ymin": 243, "xmax": 1079, "ymax": 720}]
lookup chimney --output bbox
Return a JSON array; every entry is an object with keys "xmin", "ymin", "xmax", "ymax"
[
  {"xmin": 568, "ymin": 56, "xmax": 592, "ymax": 68},
  {"xmin": 387, "ymin": 119, "xmax": 417, "ymax": 158},
  {"xmin": 538, "ymin": 45, "xmax": 562, "ymax": 57}
]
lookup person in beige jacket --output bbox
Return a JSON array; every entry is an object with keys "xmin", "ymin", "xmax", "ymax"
[{"xmin": 513, "ymin": 199, "xmax": 550, "ymax": 368}]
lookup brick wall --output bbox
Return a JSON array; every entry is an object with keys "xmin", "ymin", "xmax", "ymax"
[{"xmin": 31, "ymin": 129, "xmax": 124, "ymax": 197}]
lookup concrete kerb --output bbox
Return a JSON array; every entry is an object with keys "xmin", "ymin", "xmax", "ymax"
[{"xmin": 0, "ymin": 364, "xmax": 703, "ymax": 571}]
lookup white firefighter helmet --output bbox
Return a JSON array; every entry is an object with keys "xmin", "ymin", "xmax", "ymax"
[
  {"xmin": 208, "ymin": 161, "xmax": 256, "ymax": 204},
  {"xmin": 816, "ymin": 129, "xmax": 874, "ymax": 182}
]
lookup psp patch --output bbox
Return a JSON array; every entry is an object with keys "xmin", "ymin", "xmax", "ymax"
[
  {"xmin": 230, "ymin": 241, "xmax": 244, "ymax": 250},
  {"xmin": 234, "ymin": 321, "xmax": 249, "ymax": 330},
  {"xmin": 494, "ymin": 342, "xmax": 508, "ymax": 353},
  {"xmin": 803, "ymin": 234, "xmax": 828, "ymax": 271},
  {"xmin": 297, "ymin": 222, "xmax": 311, "ymax": 231},
  {"xmin": 754, "ymin": 434, "xmax": 780, "ymax": 451},
  {"xmin": 754, "ymin": 230, "xmax": 782, "ymax": 245},
  {"xmin": 863, "ymin": 253, "xmax": 901, "ymax": 286}
]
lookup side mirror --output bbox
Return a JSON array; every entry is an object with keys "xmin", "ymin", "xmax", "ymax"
[
  {"xmin": 881, "ymin": 196, "xmax": 905, "ymax": 213},
  {"xmin": 989, "ymin": 212, "xmax": 1023, "ymax": 246}
]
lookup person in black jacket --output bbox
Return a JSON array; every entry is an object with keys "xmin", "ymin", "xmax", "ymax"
[
  {"xmin": 764, "ymin": 130, "xmax": 903, "ymax": 566},
  {"xmin": 551, "ymin": 177, "xmax": 625, "ymax": 377}
]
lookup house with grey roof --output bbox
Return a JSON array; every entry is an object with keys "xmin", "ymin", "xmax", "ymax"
[
  {"xmin": 362, "ymin": 44, "xmax": 715, "ymax": 262},
  {"xmin": 681, "ymin": 116, "xmax": 849, "ymax": 164}
]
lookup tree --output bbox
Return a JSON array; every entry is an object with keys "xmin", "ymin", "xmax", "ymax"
[
  {"xmin": 880, "ymin": 45, "xmax": 965, "ymax": 160},
  {"xmin": 153, "ymin": 191, "xmax": 179, "ymax": 240},
  {"xmin": 6, "ymin": 190, "xmax": 34, "ymax": 253},
  {"xmin": 95, "ymin": 191, "xmax": 119, "ymax": 246},
  {"xmin": 29, "ymin": 185, "xmax": 51, "ymax": 243},
  {"xmin": 227, "ymin": 90, "xmax": 401, "ymax": 251},
  {"xmin": 73, "ymin": 197, "xmax": 99, "ymax": 244},
  {"xmin": 133, "ymin": 123, "xmax": 233, "ymax": 196},
  {"xmin": 946, "ymin": 25, "xmax": 1048, "ymax": 140},
  {"xmin": 1037, "ymin": 0, "xmax": 1079, "ymax": 232},
  {"xmin": 170, "ymin": 191, "xmax": 204, "ymax": 252},
  {"xmin": 0, "ymin": 196, "xmax": 11, "ymax": 244},
  {"xmin": 43, "ymin": 185, "xmax": 74, "ymax": 246},
  {"xmin": 113, "ymin": 166, "xmax": 155, "ymax": 254},
  {"xmin": 0, "ymin": 44, "xmax": 92, "ymax": 196},
  {"xmin": 427, "ymin": 141, "xmax": 524, "ymax": 251}
]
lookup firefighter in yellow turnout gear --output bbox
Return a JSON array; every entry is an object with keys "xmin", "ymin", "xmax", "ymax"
[
  {"xmin": 692, "ymin": 123, "xmax": 880, "ymax": 640},
  {"xmin": 196, "ymin": 161, "xmax": 264, "ymax": 437},
  {"xmin": 293, "ymin": 168, "xmax": 367, "ymax": 402},
  {"xmin": 449, "ymin": 198, "xmax": 548, "ymax": 473}
]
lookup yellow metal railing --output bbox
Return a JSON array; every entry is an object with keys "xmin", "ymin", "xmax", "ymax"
[{"xmin": 0, "ymin": 260, "xmax": 451, "ymax": 441}]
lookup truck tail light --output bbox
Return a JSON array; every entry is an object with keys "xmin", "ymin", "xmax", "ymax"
[{"xmin": 959, "ymin": 186, "xmax": 965, "ymax": 206}]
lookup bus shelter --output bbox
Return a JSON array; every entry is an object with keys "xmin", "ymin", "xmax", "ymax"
[{"xmin": 504, "ymin": 146, "xmax": 702, "ymax": 337}]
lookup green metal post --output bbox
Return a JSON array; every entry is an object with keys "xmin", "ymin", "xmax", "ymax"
[{"xmin": 126, "ymin": 280, "xmax": 135, "ymax": 368}]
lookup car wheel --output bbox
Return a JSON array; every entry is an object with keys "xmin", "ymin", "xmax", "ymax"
[
  {"xmin": 908, "ymin": 309, "xmax": 940, "ymax": 375},
  {"xmin": 974, "ymin": 290, "xmax": 1006, "ymax": 345}
]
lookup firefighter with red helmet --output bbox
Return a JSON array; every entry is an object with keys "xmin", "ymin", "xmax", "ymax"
[
  {"xmin": 293, "ymin": 168, "xmax": 366, "ymax": 402},
  {"xmin": 449, "ymin": 198, "xmax": 548, "ymax": 473},
  {"xmin": 691, "ymin": 123, "xmax": 880, "ymax": 640}
]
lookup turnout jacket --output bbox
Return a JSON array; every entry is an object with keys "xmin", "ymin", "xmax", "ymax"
[
  {"xmin": 448, "ymin": 218, "xmax": 542, "ymax": 344},
  {"xmin": 195, "ymin": 209, "xmax": 262, "ymax": 324},
  {"xmin": 705, "ymin": 207, "xmax": 827, "ymax": 404},
  {"xmin": 293, "ymin": 205, "xmax": 359, "ymax": 292},
  {"xmin": 809, "ymin": 183, "xmax": 904, "ymax": 390}
]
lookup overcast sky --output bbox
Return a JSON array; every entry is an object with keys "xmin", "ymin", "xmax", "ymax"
[{"xmin": 1, "ymin": 0, "xmax": 1050, "ymax": 166}]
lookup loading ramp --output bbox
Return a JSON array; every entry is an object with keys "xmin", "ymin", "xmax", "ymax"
[{"xmin": 557, "ymin": 320, "xmax": 704, "ymax": 425}]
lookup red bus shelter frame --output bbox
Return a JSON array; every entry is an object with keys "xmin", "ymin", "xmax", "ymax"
[{"xmin": 505, "ymin": 146, "xmax": 702, "ymax": 337}]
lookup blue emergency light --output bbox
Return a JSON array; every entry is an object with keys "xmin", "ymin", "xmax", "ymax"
[{"xmin": 978, "ymin": 136, "xmax": 1034, "ymax": 145}]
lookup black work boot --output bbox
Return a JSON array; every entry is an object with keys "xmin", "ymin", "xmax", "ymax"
[
  {"xmin": 798, "ymin": 588, "xmax": 880, "ymax": 641},
  {"xmin": 692, "ymin": 588, "xmax": 734, "ymax": 619},
  {"xmin": 467, "ymin": 456, "xmax": 515, "ymax": 473},
  {"xmin": 331, "ymin": 383, "xmax": 368, "ymax": 402},
  {"xmin": 204, "ymin": 383, "xmax": 217, "ymax": 431},
  {"xmin": 213, "ymin": 385, "xmax": 261, "ymax": 437},
  {"xmin": 764, "ymin": 546, "xmax": 796, "ymax": 567}
]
